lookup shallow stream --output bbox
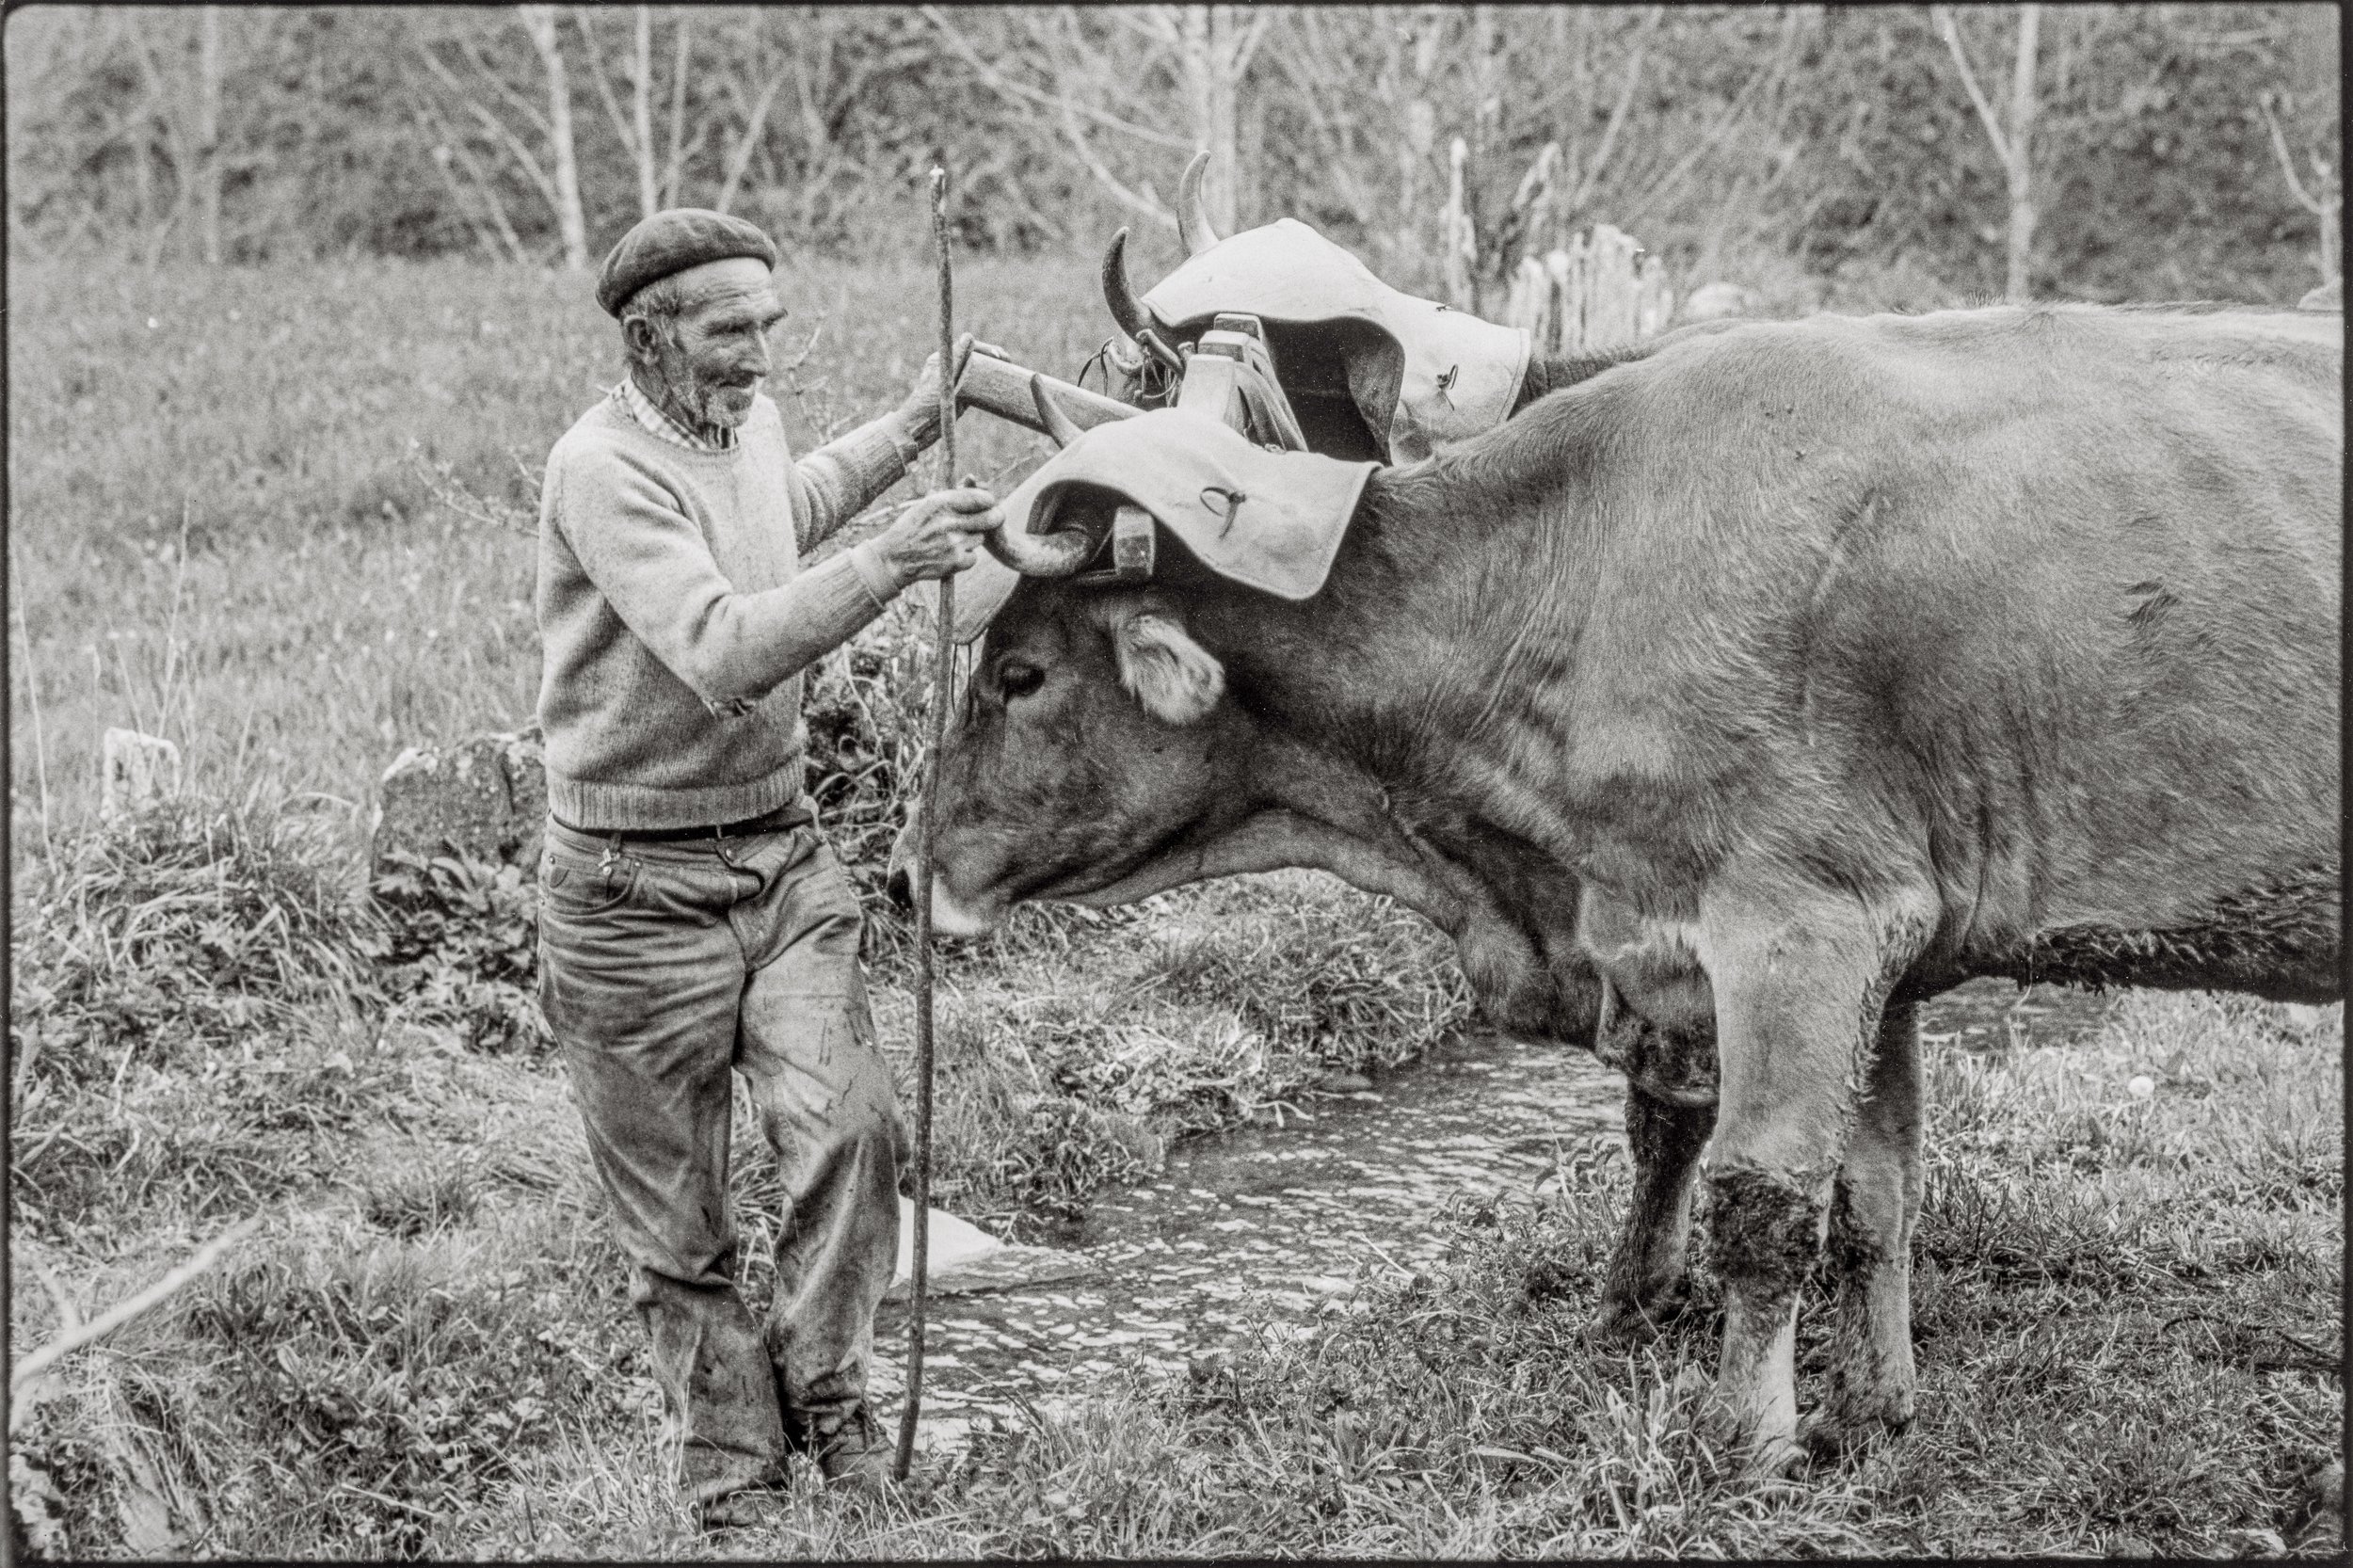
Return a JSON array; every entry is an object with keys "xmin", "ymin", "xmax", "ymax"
[{"xmin": 873, "ymin": 977, "xmax": 2118, "ymax": 1441}]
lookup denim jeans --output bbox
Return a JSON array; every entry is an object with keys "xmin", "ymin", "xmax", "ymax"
[{"xmin": 536, "ymin": 815, "xmax": 909, "ymax": 1503}]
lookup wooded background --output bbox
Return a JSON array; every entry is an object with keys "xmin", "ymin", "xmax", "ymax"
[{"xmin": 5, "ymin": 4, "xmax": 2341, "ymax": 307}]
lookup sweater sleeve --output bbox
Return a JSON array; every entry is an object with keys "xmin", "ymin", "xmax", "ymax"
[
  {"xmin": 792, "ymin": 407, "xmax": 929, "ymax": 552},
  {"xmin": 555, "ymin": 445, "xmax": 894, "ymax": 709}
]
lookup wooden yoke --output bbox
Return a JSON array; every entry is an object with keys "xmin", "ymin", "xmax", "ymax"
[
  {"xmin": 1182, "ymin": 313, "xmax": 1310, "ymax": 452},
  {"xmin": 958, "ymin": 346, "xmax": 1138, "ymax": 435},
  {"xmin": 956, "ymin": 314, "xmax": 1311, "ymax": 590}
]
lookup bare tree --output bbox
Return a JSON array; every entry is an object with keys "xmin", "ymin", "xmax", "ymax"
[
  {"xmin": 413, "ymin": 8, "xmax": 588, "ymax": 268},
  {"xmin": 708, "ymin": 13, "xmax": 794, "ymax": 217},
  {"xmin": 410, "ymin": 99, "xmax": 532, "ymax": 263},
  {"xmin": 575, "ymin": 6, "xmax": 700, "ymax": 219},
  {"xmin": 920, "ymin": 5, "xmax": 1265, "ymax": 238},
  {"xmin": 1167, "ymin": 5, "xmax": 1274, "ymax": 232},
  {"xmin": 519, "ymin": 7, "xmax": 587, "ymax": 266},
  {"xmin": 196, "ymin": 7, "xmax": 222, "ymax": 264},
  {"xmin": 2259, "ymin": 90, "xmax": 2341, "ymax": 285},
  {"xmin": 1935, "ymin": 3, "xmax": 2042, "ymax": 302},
  {"xmin": 117, "ymin": 13, "xmax": 198, "ymax": 264}
]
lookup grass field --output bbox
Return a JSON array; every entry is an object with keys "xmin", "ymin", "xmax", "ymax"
[{"xmin": 8, "ymin": 254, "xmax": 2343, "ymax": 1558}]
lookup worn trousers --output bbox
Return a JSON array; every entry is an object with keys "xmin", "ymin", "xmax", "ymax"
[{"xmin": 536, "ymin": 815, "xmax": 909, "ymax": 1503}]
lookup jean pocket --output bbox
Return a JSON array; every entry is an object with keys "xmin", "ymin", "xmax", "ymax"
[{"xmin": 540, "ymin": 853, "xmax": 639, "ymax": 920}]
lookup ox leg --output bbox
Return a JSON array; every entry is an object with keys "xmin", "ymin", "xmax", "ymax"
[
  {"xmin": 1595, "ymin": 1075, "xmax": 1715, "ymax": 1339},
  {"xmin": 1698, "ymin": 880, "xmax": 1928, "ymax": 1468},
  {"xmin": 1811, "ymin": 998, "xmax": 1923, "ymax": 1448}
]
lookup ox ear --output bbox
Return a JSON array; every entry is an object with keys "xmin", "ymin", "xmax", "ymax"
[{"xmin": 1112, "ymin": 608, "xmax": 1225, "ymax": 726}]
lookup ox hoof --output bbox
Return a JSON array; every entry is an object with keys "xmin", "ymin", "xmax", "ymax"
[
  {"xmin": 1695, "ymin": 1400, "xmax": 1806, "ymax": 1478},
  {"xmin": 1799, "ymin": 1396, "xmax": 1915, "ymax": 1461},
  {"xmin": 1741, "ymin": 1434, "xmax": 1809, "ymax": 1480},
  {"xmin": 1591, "ymin": 1277, "xmax": 1695, "ymax": 1344}
]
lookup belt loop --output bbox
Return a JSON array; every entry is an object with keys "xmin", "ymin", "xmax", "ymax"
[{"xmin": 600, "ymin": 833, "xmax": 620, "ymax": 876}]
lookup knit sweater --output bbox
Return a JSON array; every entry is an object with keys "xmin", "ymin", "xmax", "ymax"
[{"xmin": 536, "ymin": 389, "xmax": 917, "ymax": 829}]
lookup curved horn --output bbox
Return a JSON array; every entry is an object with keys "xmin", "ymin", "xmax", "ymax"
[
  {"xmin": 1099, "ymin": 229, "xmax": 1183, "ymax": 376},
  {"xmin": 983, "ymin": 485, "xmax": 1103, "ymax": 577},
  {"xmin": 1176, "ymin": 150, "xmax": 1220, "ymax": 257},
  {"xmin": 984, "ymin": 519, "xmax": 1100, "ymax": 578},
  {"xmin": 1030, "ymin": 372, "xmax": 1085, "ymax": 450},
  {"xmin": 983, "ymin": 377, "xmax": 1103, "ymax": 577},
  {"xmin": 1100, "ymin": 227, "xmax": 1154, "ymax": 341}
]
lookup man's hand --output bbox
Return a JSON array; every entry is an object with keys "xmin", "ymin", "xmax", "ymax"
[
  {"xmin": 874, "ymin": 487, "xmax": 1001, "ymax": 585},
  {"xmin": 900, "ymin": 334, "xmax": 1013, "ymax": 440}
]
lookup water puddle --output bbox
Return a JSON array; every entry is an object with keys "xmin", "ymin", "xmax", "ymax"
[{"xmin": 873, "ymin": 977, "xmax": 2116, "ymax": 1440}]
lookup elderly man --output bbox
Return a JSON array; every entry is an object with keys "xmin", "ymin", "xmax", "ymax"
[{"xmin": 534, "ymin": 208, "xmax": 1000, "ymax": 1516}]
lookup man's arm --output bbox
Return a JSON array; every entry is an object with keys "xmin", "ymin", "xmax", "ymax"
[
  {"xmin": 792, "ymin": 406, "xmax": 930, "ymax": 554},
  {"xmin": 554, "ymin": 447, "xmax": 1000, "ymax": 710},
  {"xmin": 792, "ymin": 337, "xmax": 997, "ymax": 552},
  {"xmin": 560, "ymin": 449, "xmax": 897, "ymax": 709}
]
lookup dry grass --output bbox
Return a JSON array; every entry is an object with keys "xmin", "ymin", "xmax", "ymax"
[{"xmin": 7, "ymin": 800, "xmax": 1470, "ymax": 1558}]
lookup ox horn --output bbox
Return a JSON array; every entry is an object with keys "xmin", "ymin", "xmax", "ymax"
[
  {"xmin": 1176, "ymin": 150, "xmax": 1220, "ymax": 257},
  {"xmin": 1031, "ymin": 371, "xmax": 1085, "ymax": 450},
  {"xmin": 980, "ymin": 376, "xmax": 1106, "ymax": 578},
  {"xmin": 1100, "ymin": 228, "xmax": 1153, "ymax": 341},
  {"xmin": 1100, "ymin": 228, "xmax": 1182, "ymax": 375}
]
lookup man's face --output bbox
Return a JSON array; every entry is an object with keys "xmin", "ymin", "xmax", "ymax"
[{"xmin": 632, "ymin": 256, "xmax": 785, "ymax": 430}]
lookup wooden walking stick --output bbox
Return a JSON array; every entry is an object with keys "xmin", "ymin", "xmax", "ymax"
[{"xmin": 893, "ymin": 162, "xmax": 958, "ymax": 1485}]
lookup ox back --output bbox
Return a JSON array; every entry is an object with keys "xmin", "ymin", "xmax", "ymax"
[{"xmin": 1176, "ymin": 302, "xmax": 2343, "ymax": 1006}]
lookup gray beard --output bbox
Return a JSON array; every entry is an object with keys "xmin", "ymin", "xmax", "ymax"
[{"xmin": 640, "ymin": 361, "xmax": 754, "ymax": 436}]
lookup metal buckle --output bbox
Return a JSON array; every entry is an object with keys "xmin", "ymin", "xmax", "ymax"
[{"xmin": 1070, "ymin": 504, "xmax": 1156, "ymax": 587}]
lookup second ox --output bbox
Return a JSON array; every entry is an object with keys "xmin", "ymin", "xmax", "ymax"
[{"xmin": 903, "ymin": 298, "xmax": 2343, "ymax": 1462}]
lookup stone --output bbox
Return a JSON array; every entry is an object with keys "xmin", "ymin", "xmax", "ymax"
[
  {"xmin": 886, "ymin": 1197, "xmax": 1092, "ymax": 1302},
  {"xmin": 100, "ymin": 728, "xmax": 182, "ymax": 821},
  {"xmin": 372, "ymin": 724, "xmax": 547, "ymax": 875}
]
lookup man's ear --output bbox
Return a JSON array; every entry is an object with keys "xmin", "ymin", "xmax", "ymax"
[
  {"xmin": 621, "ymin": 314, "xmax": 662, "ymax": 366},
  {"xmin": 1112, "ymin": 607, "xmax": 1225, "ymax": 726}
]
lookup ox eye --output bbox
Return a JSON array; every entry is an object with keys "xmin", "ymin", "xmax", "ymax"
[{"xmin": 998, "ymin": 662, "xmax": 1045, "ymax": 700}]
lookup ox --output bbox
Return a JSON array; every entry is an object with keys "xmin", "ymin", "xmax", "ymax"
[{"xmin": 910, "ymin": 298, "xmax": 2344, "ymax": 1461}]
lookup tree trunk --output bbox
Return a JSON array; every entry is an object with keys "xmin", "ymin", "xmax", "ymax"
[
  {"xmin": 2004, "ymin": 1, "xmax": 2039, "ymax": 302},
  {"xmin": 662, "ymin": 11, "xmax": 690, "ymax": 206},
  {"xmin": 1442, "ymin": 135, "xmax": 1472, "ymax": 310},
  {"xmin": 197, "ymin": 7, "xmax": 222, "ymax": 264},
  {"xmin": 1467, "ymin": 4, "xmax": 1497, "ymax": 311},
  {"xmin": 520, "ymin": 6, "xmax": 588, "ymax": 269},
  {"xmin": 632, "ymin": 4, "xmax": 656, "ymax": 217},
  {"xmin": 1205, "ymin": 8, "xmax": 1239, "ymax": 233},
  {"xmin": 1170, "ymin": 5, "xmax": 1250, "ymax": 234}
]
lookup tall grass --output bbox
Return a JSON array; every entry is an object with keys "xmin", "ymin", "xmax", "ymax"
[{"xmin": 6, "ymin": 253, "xmax": 1104, "ymax": 855}]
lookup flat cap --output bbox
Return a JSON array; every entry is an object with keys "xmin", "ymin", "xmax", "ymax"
[{"xmin": 596, "ymin": 208, "xmax": 778, "ymax": 317}]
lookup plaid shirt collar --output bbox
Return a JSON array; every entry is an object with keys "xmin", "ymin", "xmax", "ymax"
[{"xmin": 615, "ymin": 374, "xmax": 737, "ymax": 453}]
